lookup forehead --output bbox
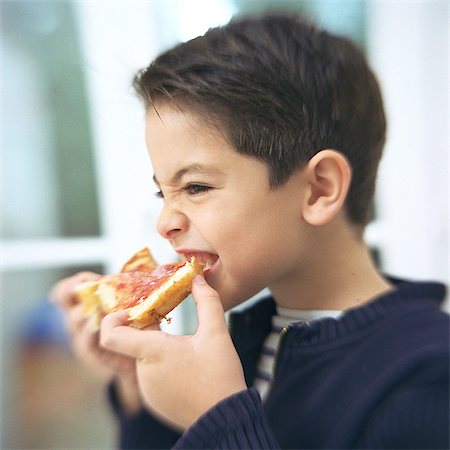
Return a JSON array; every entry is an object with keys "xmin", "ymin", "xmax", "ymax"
[
  {"xmin": 145, "ymin": 103, "xmax": 225, "ymax": 148},
  {"xmin": 145, "ymin": 103, "xmax": 259, "ymax": 180}
]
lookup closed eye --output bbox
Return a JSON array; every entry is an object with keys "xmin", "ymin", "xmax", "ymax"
[
  {"xmin": 154, "ymin": 184, "xmax": 213, "ymax": 199},
  {"xmin": 183, "ymin": 183, "xmax": 213, "ymax": 196}
]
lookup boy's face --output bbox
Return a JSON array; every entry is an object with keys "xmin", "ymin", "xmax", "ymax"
[{"xmin": 146, "ymin": 104, "xmax": 308, "ymax": 311}]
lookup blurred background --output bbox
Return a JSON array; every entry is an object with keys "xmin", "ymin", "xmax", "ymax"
[{"xmin": 0, "ymin": 0, "xmax": 448, "ymax": 448}]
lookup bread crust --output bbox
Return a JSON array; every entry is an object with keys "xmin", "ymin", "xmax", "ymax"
[{"xmin": 120, "ymin": 247, "xmax": 158, "ymax": 273}]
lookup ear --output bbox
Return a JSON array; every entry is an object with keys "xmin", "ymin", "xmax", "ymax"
[{"xmin": 302, "ymin": 150, "xmax": 352, "ymax": 226}]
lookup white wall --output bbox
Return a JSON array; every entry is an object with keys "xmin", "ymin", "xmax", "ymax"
[{"xmin": 366, "ymin": 0, "xmax": 449, "ymax": 290}]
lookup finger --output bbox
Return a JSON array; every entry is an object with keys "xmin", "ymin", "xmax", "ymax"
[
  {"xmin": 100, "ymin": 310, "xmax": 165, "ymax": 359},
  {"xmin": 84, "ymin": 330, "xmax": 135, "ymax": 376},
  {"xmin": 71, "ymin": 316, "xmax": 136, "ymax": 379},
  {"xmin": 51, "ymin": 271, "xmax": 101, "ymax": 308},
  {"xmin": 50, "ymin": 278, "xmax": 76, "ymax": 308},
  {"xmin": 191, "ymin": 276, "xmax": 227, "ymax": 335},
  {"xmin": 71, "ymin": 328, "xmax": 114, "ymax": 380},
  {"xmin": 72, "ymin": 324, "xmax": 99, "ymax": 361},
  {"xmin": 97, "ymin": 349, "xmax": 136, "ymax": 375},
  {"xmin": 66, "ymin": 303, "xmax": 90, "ymax": 335},
  {"xmin": 69, "ymin": 309, "xmax": 100, "ymax": 353}
]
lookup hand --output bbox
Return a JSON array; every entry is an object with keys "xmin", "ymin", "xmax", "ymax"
[
  {"xmin": 100, "ymin": 275, "xmax": 247, "ymax": 430},
  {"xmin": 51, "ymin": 272, "xmax": 141, "ymax": 414}
]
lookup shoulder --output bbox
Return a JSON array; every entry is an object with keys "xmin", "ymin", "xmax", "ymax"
[
  {"xmin": 342, "ymin": 277, "xmax": 449, "ymax": 346},
  {"xmin": 351, "ymin": 281, "xmax": 449, "ymax": 371},
  {"xmin": 343, "ymin": 280, "xmax": 449, "ymax": 448},
  {"xmin": 315, "ymin": 279, "xmax": 449, "ymax": 386}
]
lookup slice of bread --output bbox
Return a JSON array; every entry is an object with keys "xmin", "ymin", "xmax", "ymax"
[{"xmin": 74, "ymin": 248, "xmax": 203, "ymax": 328}]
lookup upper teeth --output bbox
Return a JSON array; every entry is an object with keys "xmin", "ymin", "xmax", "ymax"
[{"xmin": 184, "ymin": 253, "xmax": 217, "ymax": 268}]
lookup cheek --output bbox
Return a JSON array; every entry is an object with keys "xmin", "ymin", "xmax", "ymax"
[
  {"xmin": 193, "ymin": 192, "xmax": 302, "ymax": 305},
  {"xmin": 213, "ymin": 216, "xmax": 296, "ymax": 298}
]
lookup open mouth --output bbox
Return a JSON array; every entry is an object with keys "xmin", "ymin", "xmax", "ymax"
[{"xmin": 181, "ymin": 251, "xmax": 219, "ymax": 272}]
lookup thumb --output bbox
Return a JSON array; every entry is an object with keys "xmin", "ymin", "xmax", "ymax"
[{"xmin": 191, "ymin": 276, "xmax": 227, "ymax": 335}]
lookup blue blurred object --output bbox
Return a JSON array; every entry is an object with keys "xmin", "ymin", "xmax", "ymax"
[{"xmin": 20, "ymin": 298, "xmax": 70, "ymax": 348}]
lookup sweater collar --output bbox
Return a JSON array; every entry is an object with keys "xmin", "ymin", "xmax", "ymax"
[{"xmin": 229, "ymin": 277, "xmax": 447, "ymax": 349}]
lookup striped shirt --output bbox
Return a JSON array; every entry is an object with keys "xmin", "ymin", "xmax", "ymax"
[{"xmin": 254, "ymin": 307, "xmax": 342, "ymax": 400}]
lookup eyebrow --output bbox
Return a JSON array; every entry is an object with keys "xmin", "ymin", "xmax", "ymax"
[{"xmin": 152, "ymin": 163, "xmax": 222, "ymax": 186}]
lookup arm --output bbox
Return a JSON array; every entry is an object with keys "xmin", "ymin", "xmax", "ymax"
[
  {"xmin": 173, "ymin": 388, "xmax": 279, "ymax": 449},
  {"xmin": 51, "ymin": 272, "xmax": 141, "ymax": 413},
  {"xmin": 101, "ymin": 276, "xmax": 280, "ymax": 449},
  {"xmin": 108, "ymin": 381, "xmax": 180, "ymax": 449},
  {"xmin": 51, "ymin": 272, "xmax": 180, "ymax": 449}
]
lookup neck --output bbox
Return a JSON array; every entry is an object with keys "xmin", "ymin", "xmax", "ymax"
[{"xmin": 271, "ymin": 219, "xmax": 394, "ymax": 311}]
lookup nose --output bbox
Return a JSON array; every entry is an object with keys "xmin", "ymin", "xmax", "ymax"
[{"xmin": 156, "ymin": 203, "xmax": 189, "ymax": 240}]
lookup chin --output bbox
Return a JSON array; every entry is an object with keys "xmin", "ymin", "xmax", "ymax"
[
  {"xmin": 205, "ymin": 261, "xmax": 265, "ymax": 311},
  {"xmin": 214, "ymin": 280, "xmax": 262, "ymax": 312}
]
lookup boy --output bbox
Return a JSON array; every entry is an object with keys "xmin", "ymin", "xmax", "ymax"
[{"xmin": 53, "ymin": 13, "xmax": 449, "ymax": 449}]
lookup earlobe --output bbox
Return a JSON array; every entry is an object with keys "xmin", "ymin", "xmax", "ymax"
[{"xmin": 302, "ymin": 150, "xmax": 352, "ymax": 226}]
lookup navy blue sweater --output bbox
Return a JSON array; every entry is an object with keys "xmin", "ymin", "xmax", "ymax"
[{"xmin": 110, "ymin": 278, "xmax": 449, "ymax": 449}]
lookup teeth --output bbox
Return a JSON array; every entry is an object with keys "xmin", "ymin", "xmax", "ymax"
[{"xmin": 183, "ymin": 252, "xmax": 218, "ymax": 269}]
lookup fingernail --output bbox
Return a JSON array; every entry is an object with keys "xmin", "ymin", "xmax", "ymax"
[{"xmin": 194, "ymin": 275, "xmax": 207, "ymax": 285}]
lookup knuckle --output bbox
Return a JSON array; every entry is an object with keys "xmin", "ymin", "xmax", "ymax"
[
  {"xmin": 77, "ymin": 271, "xmax": 99, "ymax": 279},
  {"xmin": 99, "ymin": 336, "xmax": 110, "ymax": 350},
  {"xmin": 99, "ymin": 330, "xmax": 112, "ymax": 349},
  {"xmin": 201, "ymin": 293, "xmax": 220, "ymax": 305}
]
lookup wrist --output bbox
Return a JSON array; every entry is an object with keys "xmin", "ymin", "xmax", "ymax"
[{"xmin": 114, "ymin": 372, "xmax": 143, "ymax": 416}]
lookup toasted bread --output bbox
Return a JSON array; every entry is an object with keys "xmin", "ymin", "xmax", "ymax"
[
  {"xmin": 74, "ymin": 248, "xmax": 204, "ymax": 328},
  {"xmin": 120, "ymin": 247, "xmax": 158, "ymax": 273}
]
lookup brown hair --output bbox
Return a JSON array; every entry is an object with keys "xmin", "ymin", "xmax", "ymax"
[{"xmin": 133, "ymin": 13, "xmax": 386, "ymax": 225}]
